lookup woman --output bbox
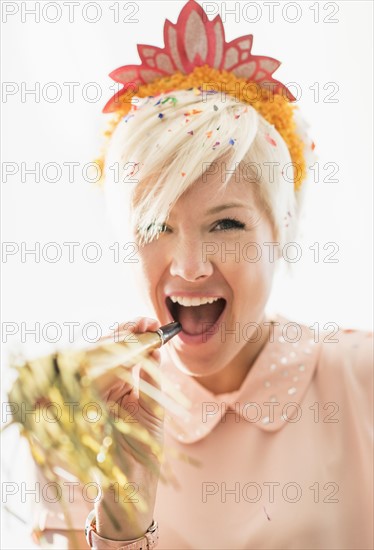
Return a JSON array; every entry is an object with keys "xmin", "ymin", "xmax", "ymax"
[{"xmin": 32, "ymin": 2, "xmax": 373, "ymax": 549}]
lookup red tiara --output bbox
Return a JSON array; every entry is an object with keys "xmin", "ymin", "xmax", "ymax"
[
  {"xmin": 98, "ymin": 0, "xmax": 313, "ymax": 190},
  {"xmin": 103, "ymin": 0, "xmax": 295, "ymax": 113}
]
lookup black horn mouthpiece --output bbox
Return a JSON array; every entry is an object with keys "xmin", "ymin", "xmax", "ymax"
[{"xmin": 156, "ymin": 322, "xmax": 182, "ymax": 345}]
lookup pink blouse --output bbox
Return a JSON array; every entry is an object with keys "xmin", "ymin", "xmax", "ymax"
[{"xmin": 32, "ymin": 313, "xmax": 373, "ymax": 549}]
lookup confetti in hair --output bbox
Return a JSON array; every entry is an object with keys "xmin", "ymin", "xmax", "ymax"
[
  {"xmin": 99, "ymin": 65, "xmax": 307, "ymax": 190},
  {"xmin": 265, "ymin": 133, "xmax": 277, "ymax": 147}
]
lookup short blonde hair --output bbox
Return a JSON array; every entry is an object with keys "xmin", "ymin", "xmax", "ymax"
[{"xmin": 102, "ymin": 89, "xmax": 308, "ymax": 247}]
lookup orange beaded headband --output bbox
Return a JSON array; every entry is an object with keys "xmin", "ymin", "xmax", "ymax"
[{"xmin": 99, "ymin": 0, "xmax": 312, "ymax": 190}]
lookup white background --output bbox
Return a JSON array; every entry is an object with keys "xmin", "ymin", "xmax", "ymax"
[{"xmin": 1, "ymin": 1, "xmax": 373, "ymax": 548}]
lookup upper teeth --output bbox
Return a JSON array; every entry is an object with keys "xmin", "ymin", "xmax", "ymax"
[{"xmin": 169, "ymin": 296, "xmax": 220, "ymax": 306}]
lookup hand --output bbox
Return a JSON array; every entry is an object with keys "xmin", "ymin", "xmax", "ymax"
[{"xmin": 94, "ymin": 317, "xmax": 164, "ymax": 540}]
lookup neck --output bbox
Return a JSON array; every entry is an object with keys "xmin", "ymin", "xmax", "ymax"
[{"xmin": 196, "ymin": 314, "xmax": 272, "ymax": 395}]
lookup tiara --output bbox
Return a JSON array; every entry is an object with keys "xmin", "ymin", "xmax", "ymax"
[{"xmin": 99, "ymin": 0, "xmax": 313, "ymax": 190}]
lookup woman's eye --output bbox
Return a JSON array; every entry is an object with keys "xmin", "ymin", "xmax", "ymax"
[
  {"xmin": 158, "ymin": 223, "xmax": 170, "ymax": 233},
  {"xmin": 144, "ymin": 223, "xmax": 170, "ymax": 234},
  {"xmin": 213, "ymin": 218, "xmax": 246, "ymax": 231}
]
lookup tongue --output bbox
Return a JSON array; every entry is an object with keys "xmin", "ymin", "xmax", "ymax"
[{"xmin": 178, "ymin": 302, "xmax": 223, "ymax": 336}]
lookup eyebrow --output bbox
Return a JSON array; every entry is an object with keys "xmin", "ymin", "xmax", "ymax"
[{"xmin": 205, "ymin": 203, "xmax": 253, "ymax": 215}]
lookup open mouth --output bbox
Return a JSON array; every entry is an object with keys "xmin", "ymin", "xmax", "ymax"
[{"xmin": 166, "ymin": 297, "xmax": 226, "ymax": 337}]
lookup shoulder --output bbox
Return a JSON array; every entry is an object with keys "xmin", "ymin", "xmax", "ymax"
[
  {"xmin": 275, "ymin": 313, "xmax": 373, "ymax": 397},
  {"xmin": 317, "ymin": 324, "xmax": 373, "ymax": 387},
  {"xmin": 311, "ymin": 322, "xmax": 373, "ymax": 423}
]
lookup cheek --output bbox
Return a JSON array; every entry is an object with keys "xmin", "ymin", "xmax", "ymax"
[
  {"xmin": 136, "ymin": 247, "xmax": 167, "ymax": 298},
  {"xmin": 220, "ymin": 234, "xmax": 276, "ymax": 302},
  {"xmin": 225, "ymin": 255, "xmax": 274, "ymax": 291},
  {"xmin": 221, "ymin": 225, "xmax": 275, "ymax": 270}
]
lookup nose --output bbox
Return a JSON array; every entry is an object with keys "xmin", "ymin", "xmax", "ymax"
[{"xmin": 169, "ymin": 236, "xmax": 214, "ymax": 281}]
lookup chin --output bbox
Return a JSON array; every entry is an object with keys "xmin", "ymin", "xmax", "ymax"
[{"xmin": 164, "ymin": 342, "xmax": 228, "ymax": 378}]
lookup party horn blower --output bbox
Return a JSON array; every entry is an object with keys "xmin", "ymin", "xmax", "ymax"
[{"xmin": 3, "ymin": 321, "xmax": 191, "ymax": 537}]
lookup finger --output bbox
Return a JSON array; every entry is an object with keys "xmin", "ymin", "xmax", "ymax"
[
  {"xmin": 105, "ymin": 379, "xmax": 133, "ymax": 404},
  {"xmin": 95, "ymin": 367, "xmax": 134, "ymax": 400},
  {"xmin": 116, "ymin": 318, "xmax": 161, "ymax": 347},
  {"xmin": 104, "ymin": 379, "xmax": 136, "ymax": 425},
  {"xmin": 138, "ymin": 365, "xmax": 164, "ymax": 420},
  {"xmin": 98, "ymin": 317, "xmax": 160, "ymax": 343},
  {"xmin": 150, "ymin": 349, "xmax": 161, "ymax": 362},
  {"xmin": 127, "ymin": 317, "xmax": 160, "ymax": 334},
  {"xmin": 97, "ymin": 322, "xmax": 138, "ymax": 343}
]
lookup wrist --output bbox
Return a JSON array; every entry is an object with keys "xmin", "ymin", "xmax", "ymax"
[
  {"xmin": 85, "ymin": 509, "xmax": 159, "ymax": 550},
  {"xmin": 96, "ymin": 503, "xmax": 154, "ymax": 541},
  {"xmin": 95, "ymin": 482, "xmax": 157, "ymax": 540}
]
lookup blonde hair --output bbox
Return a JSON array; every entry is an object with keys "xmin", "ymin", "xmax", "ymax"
[{"xmin": 102, "ymin": 89, "xmax": 308, "ymax": 248}]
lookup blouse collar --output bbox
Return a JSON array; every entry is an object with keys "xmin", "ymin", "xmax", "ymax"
[{"xmin": 161, "ymin": 314, "xmax": 322, "ymax": 444}]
